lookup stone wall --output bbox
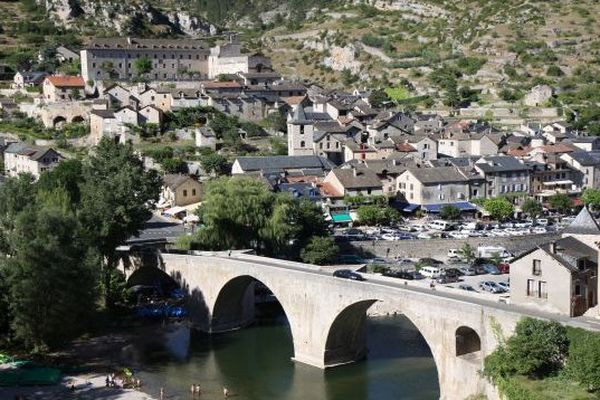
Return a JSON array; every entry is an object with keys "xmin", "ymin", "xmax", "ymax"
[{"xmin": 343, "ymin": 233, "xmax": 559, "ymax": 260}]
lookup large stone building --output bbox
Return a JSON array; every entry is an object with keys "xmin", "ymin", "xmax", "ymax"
[{"xmin": 81, "ymin": 35, "xmax": 271, "ymax": 82}]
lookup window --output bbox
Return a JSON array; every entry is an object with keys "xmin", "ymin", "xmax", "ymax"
[
  {"xmin": 183, "ymin": 190, "xmax": 188, "ymax": 197},
  {"xmin": 532, "ymin": 260, "xmax": 541, "ymax": 276},
  {"xmin": 409, "ymin": 184, "xmax": 413, "ymax": 190},
  {"xmin": 538, "ymin": 281, "xmax": 547, "ymax": 299},
  {"xmin": 578, "ymin": 259, "xmax": 586, "ymax": 271},
  {"xmin": 575, "ymin": 284, "xmax": 581, "ymax": 296},
  {"xmin": 527, "ymin": 279, "xmax": 535, "ymax": 297},
  {"xmin": 300, "ymin": 141, "xmax": 305, "ymax": 148},
  {"xmin": 367, "ymin": 189, "xmax": 372, "ymax": 195},
  {"xmin": 192, "ymin": 189, "xmax": 196, "ymax": 196},
  {"xmin": 300, "ymin": 126, "xmax": 305, "ymax": 134}
]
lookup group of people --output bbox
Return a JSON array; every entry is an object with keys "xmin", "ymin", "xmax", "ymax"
[
  {"xmin": 159, "ymin": 385, "xmax": 230, "ymax": 398},
  {"xmin": 105, "ymin": 372, "xmax": 141, "ymax": 389},
  {"xmin": 190, "ymin": 384, "xmax": 202, "ymax": 395}
]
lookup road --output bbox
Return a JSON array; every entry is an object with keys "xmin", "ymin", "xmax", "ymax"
[{"xmin": 218, "ymin": 252, "xmax": 600, "ymax": 332}]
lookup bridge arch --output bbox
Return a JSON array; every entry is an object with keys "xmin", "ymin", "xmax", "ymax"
[
  {"xmin": 71, "ymin": 115, "xmax": 85, "ymax": 123},
  {"xmin": 455, "ymin": 326, "xmax": 481, "ymax": 357},
  {"xmin": 53, "ymin": 116, "xmax": 67, "ymax": 128},
  {"xmin": 210, "ymin": 274, "xmax": 298, "ymax": 356}
]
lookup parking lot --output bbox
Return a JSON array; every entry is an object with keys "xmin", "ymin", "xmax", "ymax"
[{"xmin": 334, "ymin": 217, "xmax": 563, "ymax": 242}]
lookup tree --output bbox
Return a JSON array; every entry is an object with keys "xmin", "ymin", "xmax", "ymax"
[
  {"xmin": 440, "ymin": 205, "xmax": 460, "ymax": 220},
  {"xmin": 457, "ymin": 243, "xmax": 475, "ymax": 264},
  {"xmin": 484, "ymin": 197, "xmax": 514, "ymax": 221},
  {"xmin": 191, "ymin": 177, "xmax": 326, "ymax": 258},
  {"xmin": 521, "ymin": 198, "xmax": 543, "ymax": 218},
  {"xmin": 301, "ymin": 236, "xmax": 339, "ymax": 265},
  {"xmin": 368, "ymin": 89, "xmax": 391, "ymax": 108},
  {"xmin": 565, "ymin": 328, "xmax": 600, "ymax": 391},
  {"xmin": 582, "ymin": 188, "xmax": 600, "ymax": 211},
  {"xmin": 484, "ymin": 317, "xmax": 569, "ymax": 381},
  {"xmin": 161, "ymin": 157, "xmax": 187, "ymax": 174},
  {"xmin": 200, "ymin": 153, "xmax": 228, "ymax": 176},
  {"xmin": 4, "ymin": 190, "xmax": 99, "ymax": 350},
  {"xmin": 549, "ymin": 193, "xmax": 573, "ymax": 214},
  {"xmin": 356, "ymin": 205, "xmax": 399, "ymax": 225},
  {"xmin": 262, "ymin": 110, "xmax": 287, "ymax": 133},
  {"xmin": 79, "ymin": 138, "xmax": 161, "ymax": 306},
  {"xmin": 134, "ymin": 56, "xmax": 152, "ymax": 77}
]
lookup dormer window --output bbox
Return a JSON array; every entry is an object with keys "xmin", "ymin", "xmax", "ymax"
[{"xmin": 578, "ymin": 259, "xmax": 586, "ymax": 271}]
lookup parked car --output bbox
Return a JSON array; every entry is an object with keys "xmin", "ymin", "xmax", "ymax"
[
  {"xmin": 333, "ymin": 269, "xmax": 366, "ymax": 281},
  {"xmin": 457, "ymin": 265, "xmax": 477, "ymax": 276},
  {"xmin": 383, "ymin": 270, "xmax": 424, "ymax": 280},
  {"xmin": 458, "ymin": 284, "xmax": 477, "ymax": 292},
  {"xmin": 536, "ymin": 218, "xmax": 549, "ymax": 226},
  {"xmin": 447, "ymin": 248, "xmax": 460, "ymax": 259},
  {"xmin": 482, "ymin": 264, "xmax": 502, "ymax": 275},
  {"xmin": 418, "ymin": 257, "xmax": 444, "ymax": 266},
  {"xmin": 443, "ymin": 268, "xmax": 463, "ymax": 278},
  {"xmin": 497, "ymin": 263, "xmax": 510, "ymax": 274},
  {"xmin": 420, "ymin": 266, "xmax": 442, "ymax": 278},
  {"xmin": 497, "ymin": 281, "xmax": 510, "ymax": 291},
  {"xmin": 367, "ymin": 257, "xmax": 388, "ymax": 265},
  {"xmin": 436, "ymin": 274, "xmax": 458, "ymax": 284},
  {"xmin": 479, "ymin": 281, "xmax": 505, "ymax": 293}
]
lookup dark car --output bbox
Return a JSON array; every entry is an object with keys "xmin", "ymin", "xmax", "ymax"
[
  {"xmin": 458, "ymin": 284, "xmax": 477, "ymax": 292},
  {"xmin": 333, "ymin": 269, "xmax": 366, "ymax": 281},
  {"xmin": 444, "ymin": 268, "xmax": 463, "ymax": 278},
  {"xmin": 383, "ymin": 269, "xmax": 424, "ymax": 280},
  {"xmin": 436, "ymin": 274, "xmax": 458, "ymax": 284},
  {"xmin": 474, "ymin": 265, "xmax": 487, "ymax": 275},
  {"xmin": 418, "ymin": 257, "xmax": 444, "ymax": 266}
]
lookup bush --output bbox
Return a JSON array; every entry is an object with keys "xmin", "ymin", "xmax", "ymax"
[{"xmin": 300, "ymin": 236, "xmax": 339, "ymax": 265}]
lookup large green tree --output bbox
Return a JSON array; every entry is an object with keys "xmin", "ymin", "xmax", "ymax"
[
  {"xmin": 549, "ymin": 193, "xmax": 573, "ymax": 214},
  {"xmin": 521, "ymin": 198, "xmax": 543, "ymax": 218},
  {"xmin": 4, "ymin": 190, "xmax": 99, "ymax": 350},
  {"xmin": 440, "ymin": 205, "xmax": 460, "ymax": 220},
  {"xmin": 582, "ymin": 188, "xmax": 600, "ymax": 211},
  {"xmin": 134, "ymin": 56, "xmax": 152, "ymax": 77},
  {"xmin": 79, "ymin": 138, "xmax": 161, "ymax": 306},
  {"xmin": 301, "ymin": 236, "xmax": 339, "ymax": 265},
  {"xmin": 191, "ymin": 177, "xmax": 326, "ymax": 258},
  {"xmin": 484, "ymin": 197, "xmax": 515, "ymax": 221}
]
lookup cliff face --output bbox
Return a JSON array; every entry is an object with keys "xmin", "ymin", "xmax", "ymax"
[{"xmin": 39, "ymin": 0, "xmax": 216, "ymax": 36}]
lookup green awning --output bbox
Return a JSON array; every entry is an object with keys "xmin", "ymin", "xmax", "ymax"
[{"xmin": 331, "ymin": 212, "xmax": 352, "ymax": 223}]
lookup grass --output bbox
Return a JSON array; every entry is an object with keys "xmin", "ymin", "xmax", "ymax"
[
  {"xmin": 513, "ymin": 375, "xmax": 596, "ymax": 399},
  {"xmin": 134, "ymin": 139, "xmax": 195, "ymax": 154},
  {"xmin": 385, "ymin": 86, "xmax": 410, "ymax": 101}
]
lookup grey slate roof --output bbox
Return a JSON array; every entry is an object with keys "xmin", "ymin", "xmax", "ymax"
[
  {"xmin": 566, "ymin": 151, "xmax": 600, "ymax": 166},
  {"xmin": 540, "ymin": 236, "xmax": 598, "ymax": 272},
  {"xmin": 331, "ymin": 168, "xmax": 382, "ymax": 189},
  {"xmin": 87, "ymin": 38, "xmax": 207, "ymax": 51},
  {"xmin": 475, "ymin": 156, "xmax": 530, "ymax": 173},
  {"xmin": 4, "ymin": 143, "xmax": 59, "ymax": 161},
  {"xmin": 406, "ymin": 166, "xmax": 468, "ymax": 184},
  {"xmin": 235, "ymin": 155, "xmax": 335, "ymax": 173},
  {"xmin": 563, "ymin": 207, "xmax": 600, "ymax": 235},
  {"xmin": 163, "ymin": 174, "xmax": 195, "ymax": 190},
  {"xmin": 90, "ymin": 109, "xmax": 116, "ymax": 118}
]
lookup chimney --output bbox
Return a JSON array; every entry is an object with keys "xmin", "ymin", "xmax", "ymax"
[
  {"xmin": 392, "ymin": 159, "xmax": 398, "ymax": 166},
  {"xmin": 127, "ymin": 37, "xmax": 132, "ymax": 45},
  {"xmin": 549, "ymin": 242, "xmax": 556, "ymax": 254},
  {"xmin": 353, "ymin": 167, "xmax": 358, "ymax": 177}
]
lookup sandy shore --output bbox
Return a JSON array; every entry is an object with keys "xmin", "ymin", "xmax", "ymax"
[{"xmin": 0, "ymin": 373, "xmax": 159, "ymax": 400}]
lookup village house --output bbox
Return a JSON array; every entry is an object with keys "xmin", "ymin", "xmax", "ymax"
[
  {"xmin": 195, "ymin": 126, "xmax": 218, "ymax": 150},
  {"xmin": 43, "ymin": 75, "xmax": 86, "ymax": 103},
  {"xmin": 3, "ymin": 143, "xmax": 64, "ymax": 178},
  {"xmin": 322, "ymin": 167, "xmax": 384, "ymax": 198},
  {"xmin": 510, "ymin": 208, "xmax": 599, "ymax": 317},
  {"xmin": 12, "ymin": 71, "xmax": 48, "ymax": 89},
  {"xmin": 56, "ymin": 46, "xmax": 80, "ymax": 63},
  {"xmin": 160, "ymin": 174, "xmax": 203, "ymax": 207},
  {"xmin": 561, "ymin": 151, "xmax": 600, "ymax": 191},
  {"xmin": 397, "ymin": 166, "xmax": 476, "ymax": 212},
  {"xmin": 287, "ymin": 104, "xmax": 333, "ymax": 156},
  {"xmin": 474, "ymin": 156, "xmax": 531, "ymax": 197},
  {"xmin": 231, "ymin": 155, "xmax": 334, "ymax": 176}
]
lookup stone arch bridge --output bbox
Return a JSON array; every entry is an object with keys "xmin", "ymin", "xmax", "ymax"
[{"xmin": 159, "ymin": 251, "xmax": 596, "ymax": 400}]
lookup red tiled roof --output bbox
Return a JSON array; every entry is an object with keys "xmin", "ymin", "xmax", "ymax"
[
  {"xmin": 535, "ymin": 143, "xmax": 577, "ymax": 154},
  {"xmin": 46, "ymin": 75, "xmax": 85, "ymax": 87},
  {"xmin": 396, "ymin": 143, "xmax": 417, "ymax": 152}
]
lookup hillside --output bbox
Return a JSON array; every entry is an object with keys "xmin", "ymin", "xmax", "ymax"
[{"xmin": 1, "ymin": 0, "xmax": 600, "ymax": 128}]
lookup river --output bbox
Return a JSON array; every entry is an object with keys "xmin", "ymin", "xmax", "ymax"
[{"xmin": 134, "ymin": 313, "xmax": 439, "ymax": 400}]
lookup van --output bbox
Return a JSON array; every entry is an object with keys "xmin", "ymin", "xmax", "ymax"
[
  {"xmin": 420, "ymin": 266, "xmax": 442, "ymax": 278},
  {"xmin": 428, "ymin": 220, "xmax": 452, "ymax": 231},
  {"xmin": 477, "ymin": 246, "xmax": 512, "ymax": 260}
]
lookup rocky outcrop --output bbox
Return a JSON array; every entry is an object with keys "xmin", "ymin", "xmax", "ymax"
[{"xmin": 39, "ymin": 0, "xmax": 215, "ymax": 36}]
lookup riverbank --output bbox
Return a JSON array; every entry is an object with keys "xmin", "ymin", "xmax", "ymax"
[{"xmin": 1, "ymin": 373, "xmax": 159, "ymax": 399}]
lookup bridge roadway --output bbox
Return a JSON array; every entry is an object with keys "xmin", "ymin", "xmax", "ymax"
[{"xmin": 160, "ymin": 250, "xmax": 600, "ymax": 400}]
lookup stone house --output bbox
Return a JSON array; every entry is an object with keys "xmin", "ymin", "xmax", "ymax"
[
  {"xmin": 390, "ymin": 134, "xmax": 438, "ymax": 161},
  {"xmin": 139, "ymin": 105, "xmax": 162, "ymax": 125},
  {"xmin": 43, "ymin": 75, "xmax": 86, "ymax": 103},
  {"xmin": 56, "ymin": 45, "xmax": 79, "ymax": 63},
  {"xmin": 437, "ymin": 132, "xmax": 500, "ymax": 158},
  {"xmin": 474, "ymin": 156, "xmax": 531, "ymax": 197},
  {"xmin": 231, "ymin": 155, "xmax": 334, "ymax": 176},
  {"xmin": 195, "ymin": 126, "xmax": 217, "ymax": 150},
  {"xmin": 3, "ymin": 143, "xmax": 64, "ymax": 178},
  {"xmin": 561, "ymin": 151, "xmax": 600, "ymax": 190},
  {"xmin": 161, "ymin": 174, "xmax": 203, "ymax": 207},
  {"xmin": 287, "ymin": 104, "xmax": 333, "ymax": 156},
  {"xmin": 322, "ymin": 167, "xmax": 384, "ymax": 198},
  {"xmin": 510, "ymin": 209, "xmax": 599, "ymax": 316},
  {"xmin": 13, "ymin": 71, "xmax": 48, "ymax": 89},
  {"xmin": 397, "ymin": 166, "xmax": 471, "ymax": 207},
  {"xmin": 138, "ymin": 87, "xmax": 173, "ymax": 112}
]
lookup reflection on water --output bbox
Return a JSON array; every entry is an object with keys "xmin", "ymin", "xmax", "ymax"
[{"xmin": 136, "ymin": 315, "xmax": 439, "ymax": 400}]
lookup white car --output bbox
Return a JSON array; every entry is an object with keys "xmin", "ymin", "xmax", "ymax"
[
  {"xmin": 449, "ymin": 231, "xmax": 469, "ymax": 239},
  {"xmin": 417, "ymin": 232, "xmax": 433, "ymax": 239},
  {"xmin": 533, "ymin": 227, "xmax": 547, "ymax": 234},
  {"xmin": 536, "ymin": 218, "xmax": 549, "ymax": 226},
  {"xmin": 381, "ymin": 233, "xmax": 400, "ymax": 241}
]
